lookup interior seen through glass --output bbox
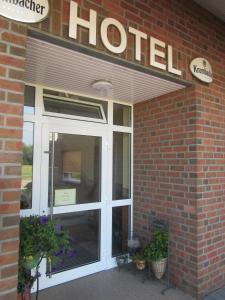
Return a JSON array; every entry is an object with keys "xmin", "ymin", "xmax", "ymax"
[
  {"xmin": 49, "ymin": 133, "xmax": 101, "ymax": 206},
  {"xmin": 47, "ymin": 210, "xmax": 100, "ymax": 274},
  {"xmin": 113, "ymin": 132, "xmax": 131, "ymax": 200},
  {"xmin": 112, "ymin": 206, "xmax": 130, "ymax": 257}
]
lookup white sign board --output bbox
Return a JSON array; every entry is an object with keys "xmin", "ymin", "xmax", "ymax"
[
  {"xmin": 190, "ymin": 58, "xmax": 213, "ymax": 83},
  {"xmin": 0, "ymin": 0, "xmax": 50, "ymax": 23},
  {"xmin": 54, "ymin": 189, "xmax": 76, "ymax": 206}
]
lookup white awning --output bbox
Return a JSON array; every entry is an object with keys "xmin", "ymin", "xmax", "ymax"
[{"xmin": 25, "ymin": 36, "xmax": 187, "ymax": 104}]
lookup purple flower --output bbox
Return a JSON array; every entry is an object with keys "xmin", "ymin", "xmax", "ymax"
[
  {"xmin": 55, "ymin": 249, "xmax": 63, "ymax": 257},
  {"xmin": 40, "ymin": 216, "xmax": 48, "ymax": 225},
  {"xmin": 70, "ymin": 250, "xmax": 77, "ymax": 257}
]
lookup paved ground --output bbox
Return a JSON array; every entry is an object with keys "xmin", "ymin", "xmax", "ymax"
[
  {"xmin": 34, "ymin": 268, "xmax": 194, "ymax": 300},
  {"xmin": 204, "ymin": 286, "xmax": 225, "ymax": 300}
]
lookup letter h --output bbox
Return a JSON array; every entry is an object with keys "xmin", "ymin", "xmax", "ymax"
[{"xmin": 69, "ymin": 1, "xmax": 97, "ymax": 46}]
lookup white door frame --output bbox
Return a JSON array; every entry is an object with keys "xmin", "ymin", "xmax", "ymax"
[{"xmin": 38, "ymin": 119, "xmax": 110, "ymax": 290}]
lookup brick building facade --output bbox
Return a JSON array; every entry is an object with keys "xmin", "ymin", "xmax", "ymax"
[{"xmin": 0, "ymin": 0, "xmax": 224, "ymax": 299}]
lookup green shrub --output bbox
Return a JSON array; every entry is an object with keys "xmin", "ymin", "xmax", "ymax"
[
  {"xmin": 18, "ymin": 216, "xmax": 71, "ymax": 294},
  {"xmin": 144, "ymin": 229, "xmax": 168, "ymax": 262},
  {"xmin": 132, "ymin": 251, "xmax": 145, "ymax": 262}
]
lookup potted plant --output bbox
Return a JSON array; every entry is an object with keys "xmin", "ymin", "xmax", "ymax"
[
  {"xmin": 144, "ymin": 228, "xmax": 168, "ymax": 279},
  {"xmin": 18, "ymin": 215, "xmax": 71, "ymax": 300},
  {"xmin": 132, "ymin": 251, "xmax": 146, "ymax": 270}
]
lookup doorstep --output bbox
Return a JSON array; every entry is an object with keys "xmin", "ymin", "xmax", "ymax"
[{"xmin": 31, "ymin": 268, "xmax": 194, "ymax": 300}]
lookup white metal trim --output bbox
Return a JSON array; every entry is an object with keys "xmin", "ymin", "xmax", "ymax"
[
  {"xmin": 36, "ymin": 259, "xmax": 106, "ymax": 291},
  {"xmin": 111, "ymin": 200, "xmax": 132, "ymax": 207},
  {"xmin": 52, "ymin": 203, "xmax": 104, "ymax": 214},
  {"xmin": 112, "ymin": 125, "xmax": 133, "ymax": 133}
]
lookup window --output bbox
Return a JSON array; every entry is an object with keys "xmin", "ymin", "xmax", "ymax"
[
  {"xmin": 113, "ymin": 132, "xmax": 131, "ymax": 200},
  {"xmin": 48, "ymin": 210, "xmax": 100, "ymax": 273},
  {"xmin": 43, "ymin": 93, "xmax": 107, "ymax": 123},
  {"xmin": 113, "ymin": 103, "xmax": 131, "ymax": 127},
  {"xmin": 24, "ymin": 86, "xmax": 35, "ymax": 115},
  {"xmin": 21, "ymin": 122, "xmax": 34, "ymax": 209},
  {"xmin": 48, "ymin": 133, "xmax": 102, "ymax": 206},
  {"xmin": 112, "ymin": 206, "xmax": 130, "ymax": 256}
]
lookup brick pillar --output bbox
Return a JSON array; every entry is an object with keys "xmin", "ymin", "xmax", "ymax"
[
  {"xmin": 134, "ymin": 82, "xmax": 225, "ymax": 298},
  {"xmin": 133, "ymin": 86, "xmax": 199, "ymax": 297},
  {"xmin": 196, "ymin": 89, "xmax": 225, "ymax": 298},
  {"xmin": 0, "ymin": 17, "xmax": 27, "ymax": 300}
]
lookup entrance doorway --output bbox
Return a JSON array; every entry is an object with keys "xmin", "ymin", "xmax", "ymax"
[
  {"xmin": 21, "ymin": 86, "xmax": 133, "ymax": 290},
  {"xmin": 38, "ymin": 123, "xmax": 108, "ymax": 289}
]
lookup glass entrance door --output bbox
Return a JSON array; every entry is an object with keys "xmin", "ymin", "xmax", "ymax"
[{"xmin": 38, "ymin": 123, "xmax": 108, "ymax": 290}]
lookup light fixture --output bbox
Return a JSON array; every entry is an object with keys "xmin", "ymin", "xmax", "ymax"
[{"xmin": 91, "ymin": 80, "xmax": 113, "ymax": 92}]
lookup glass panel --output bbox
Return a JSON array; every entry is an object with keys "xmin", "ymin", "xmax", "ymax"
[
  {"xmin": 113, "ymin": 103, "xmax": 131, "ymax": 127},
  {"xmin": 113, "ymin": 132, "xmax": 131, "ymax": 200},
  {"xmin": 112, "ymin": 206, "xmax": 130, "ymax": 257},
  {"xmin": 43, "ymin": 89, "xmax": 108, "ymax": 121},
  {"xmin": 44, "ymin": 97, "xmax": 105, "ymax": 121},
  {"xmin": 49, "ymin": 133, "xmax": 101, "ymax": 206},
  {"xmin": 48, "ymin": 210, "xmax": 100, "ymax": 274},
  {"xmin": 24, "ymin": 86, "xmax": 35, "ymax": 115},
  {"xmin": 21, "ymin": 122, "xmax": 34, "ymax": 209}
]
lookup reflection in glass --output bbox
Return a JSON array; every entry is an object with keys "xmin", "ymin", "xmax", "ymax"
[
  {"xmin": 49, "ymin": 133, "xmax": 101, "ymax": 206},
  {"xmin": 48, "ymin": 210, "xmax": 100, "ymax": 274},
  {"xmin": 44, "ymin": 97, "xmax": 105, "ymax": 121},
  {"xmin": 112, "ymin": 206, "xmax": 130, "ymax": 257},
  {"xmin": 113, "ymin": 103, "xmax": 131, "ymax": 127},
  {"xmin": 113, "ymin": 132, "xmax": 131, "ymax": 200},
  {"xmin": 24, "ymin": 86, "xmax": 35, "ymax": 115},
  {"xmin": 21, "ymin": 122, "xmax": 34, "ymax": 209},
  {"xmin": 43, "ymin": 89, "xmax": 108, "ymax": 121}
]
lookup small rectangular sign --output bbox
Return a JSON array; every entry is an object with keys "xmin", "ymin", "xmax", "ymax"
[{"xmin": 54, "ymin": 188, "xmax": 76, "ymax": 206}]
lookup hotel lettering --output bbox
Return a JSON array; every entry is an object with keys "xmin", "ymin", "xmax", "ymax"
[{"xmin": 69, "ymin": 1, "xmax": 182, "ymax": 76}]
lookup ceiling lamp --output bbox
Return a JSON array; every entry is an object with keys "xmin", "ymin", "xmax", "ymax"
[{"xmin": 91, "ymin": 80, "xmax": 113, "ymax": 92}]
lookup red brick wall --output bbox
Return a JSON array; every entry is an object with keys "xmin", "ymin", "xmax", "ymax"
[
  {"xmin": 134, "ymin": 83, "xmax": 225, "ymax": 299},
  {"xmin": 195, "ymin": 88, "xmax": 225, "ymax": 296},
  {"xmin": 0, "ymin": 18, "xmax": 27, "ymax": 300},
  {"xmin": 134, "ymin": 87, "xmax": 200, "ymax": 296},
  {"xmin": 133, "ymin": 2, "xmax": 225, "ymax": 291}
]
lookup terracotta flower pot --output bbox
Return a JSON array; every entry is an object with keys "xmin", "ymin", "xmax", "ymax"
[
  {"xmin": 18, "ymin": 287, "xmax": 31, "ymax": 300},
  {"xmin": 135, "ymin": 259, "xmax": 146, "ymax": 271},
  {"xmin": 151, "ymin": 258, "xmax": 167, "ymax": 279},
  {"xmin": 17, "ymin": 293, "xmax": 22, "ymax": 300}
]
